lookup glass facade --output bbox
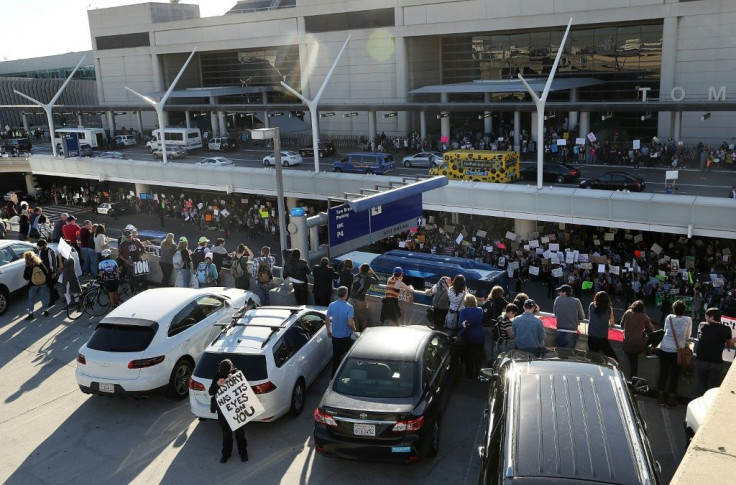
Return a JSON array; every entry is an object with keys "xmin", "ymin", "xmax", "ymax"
[{"xmin": 0, "ymin": 65, "xmax": 96, "ymax": 80}]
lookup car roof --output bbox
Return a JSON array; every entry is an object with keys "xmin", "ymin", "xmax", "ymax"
[
  {"xmin": 348, "ymin": 326, "xmax": 433, "ymax": 361},
  {"xmin": 102, "ymin": 288, "xmax": 219, "ymax": 323},
  {"xmin": 208, "ymin": 306, "xmax": 325, "ymax": 353},
  {"xmin": 502, "ymin": 351, "xmax": 650, "ymax": 484}
]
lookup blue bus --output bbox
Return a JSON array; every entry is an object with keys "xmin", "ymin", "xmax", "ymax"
[{"xmin": 333, "ymin": 250, "xmax": 508, "ymax": 305}]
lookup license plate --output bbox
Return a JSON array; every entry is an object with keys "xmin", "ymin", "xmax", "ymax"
[
  {"xmin": 98, "ymin": 383, "xmax": 114, "ymax": 393},
  {"xmin": 391, "ymin": 446, "xmax": 411, "ymax": 453},
  {"xmin": 353, "ymin": 423, "xmax": 375, "ymax": 436}
]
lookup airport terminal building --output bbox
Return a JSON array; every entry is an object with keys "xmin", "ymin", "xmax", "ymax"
[{"xmin": 13, "ymin": 1, "xmax": 736, "ymax": 145}]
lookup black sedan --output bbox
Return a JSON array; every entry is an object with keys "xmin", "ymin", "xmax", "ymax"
[
  {"xmin": 579, "ymin": 171, "xmax": 646, "ymax": 191},
  {"xmin": 520, "ymin": 162, "xmax": 580, "ymax": 184},
  {"xmin": 314, "ymin": 326, "xmax": 455, "ymax": 462}
]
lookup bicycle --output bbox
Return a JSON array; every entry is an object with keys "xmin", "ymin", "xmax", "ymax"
[{"xmin": 66, "ymin": 279, "xmax": 123, "ymax": 320}]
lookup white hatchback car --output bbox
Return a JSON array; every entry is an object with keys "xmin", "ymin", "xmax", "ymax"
[
  {"xmin": 263, "ymin": 151, "xmax": 303, "ymax": 167},
  {"xmin": 189, "ymin": 306, "xmax": 332, "ymax": 421},
  {"xmin": 197, "ymin": 156, "xmax": 235, "ymax": 167},
  {"xmin": 0, "ymin": 239, "xmax": 40, "ymax": 315},
  {"xmin": 75, "ymin": 288, "xmax": 259, "ymax": 400}
]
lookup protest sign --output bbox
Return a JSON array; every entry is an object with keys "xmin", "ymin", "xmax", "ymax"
[
  {"xmin": 634, "ymin": 234, "xmax": 643, "ymax": 244},
  {"xmin": 552, "ymin": 267, "xmax": 563, "ymax": 277},
  {"xmin": 215, "ymin": 370, "xmax": 265, "ymax": 431},
  {"xmin": 540, "ymin": 236, "xmax": 550, "ymax": 244},
  {"xmin": 529, "ymin": 240, "xmax": 539, "ymax": 248},
  {"xmin": 505, "ymin": 231, "xmax": 517, "ymax": 241},
  {"xmin": 651, "ymin": 243, "xmax": 663, "ymax": 255},
  {"xmin": 476, "ymin": 229, "xmax": 487, "ymax": 238},
  {"xmin": 604, "ymin": 232, "xmax": 614, "ymax": 241},
  {"xmin": 598, "ymin": 263, "xmax": 607, "ymax": 273},
  {"xmin": 455, "ymin": 234, "xmax": 464, "ymax": 244},
  {"xmin": 529, "ymin": 266, "xmax": 540, "ymax": 276},
  {"xmin": 609, "ymin": 265, "xmax": 620, "ymax": 275},
  {"xmin": 549, "ymin": 243, "xmax": 559, "ymax": 252}
]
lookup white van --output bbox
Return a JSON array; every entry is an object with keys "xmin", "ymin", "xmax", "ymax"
[
  {"xmin": 146, "ymin": 128, "xmax": 202, "ymax": 151},
  {"xmin": 54, "ymin": 128, "xmax": 108, "ymax": 149},
  {"xmin": 115, "ymin": 134, "xmax": 137, "ymax": 147}
]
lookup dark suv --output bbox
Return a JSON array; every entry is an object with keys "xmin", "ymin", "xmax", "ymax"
[
  {"xmin": 478, "ymin": 349, "xmax": 660, "ymax": 484},
  {"xmin": 299, "ymin": 141, "xmax": 335, "ymax": 158},
  {"xmin": 3, "ymin": 138, "xmax": 32, "ymax": 152}
]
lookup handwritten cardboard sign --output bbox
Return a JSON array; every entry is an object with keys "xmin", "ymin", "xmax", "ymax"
[{"xmin": 215, "ymin": 371, "xmax": 265, "ymax": 431}]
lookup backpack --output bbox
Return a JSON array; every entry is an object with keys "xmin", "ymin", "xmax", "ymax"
[
  {"xmin": 257, "ymin": 259, "xmax": 273, "ymax": 284},
  {"xmin": 231, "ymin": 257, "xmax": 245, "ymax": 279},
  {"xmin": 351, "ymin": 276, "xmax": 363, "ymax": 297},
  {"xmin": 191, "ymin": 247, "xmax": 206, "ymax": 267},
  {"xmin": 31, "ymin": 265, "xmax": 47, "ymax": 286},
  {"xmin": 197, "ymin": 262, "xmax": 213, "ymax": 285}
]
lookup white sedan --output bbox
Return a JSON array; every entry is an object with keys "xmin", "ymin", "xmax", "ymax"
[
  {"xmin": 197, "ymin": 156, "xmax": 235, "ymax": 167},
  {"xmin": 402, "ymin": 151, "xmax": 444, "ymax": 168},
  {"xmin": 75, "ymin": 288, "xmax": 260, "ymax": 400},
  {"xmin": 263, "ymin": 151, "xmax": 303, "ymax": 167},
  {"xmin": 0, "ymin": 239, "xmax": 40, "ymax": 315},
  {"xmin": 189, "ymin": 306, "xmax": 331, "ymax": 421}
]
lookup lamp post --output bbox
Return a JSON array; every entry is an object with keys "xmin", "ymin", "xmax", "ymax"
[{"xmin": 250, "ymin": 127, "xmax": 287, "ymax": 263}]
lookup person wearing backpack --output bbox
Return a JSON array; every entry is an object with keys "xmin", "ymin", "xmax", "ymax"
[
  {"xmin": 425, "ymin": 276, "xmax": 451, "ymax": 329},
  {"xmin": 37, "ymin": 239, "xmax": 60, "ymax": 306},
  {"xmin": 191, "ymin": 236, "xmax": 210, "ymax": 268},
  {"xmin": 230, "ymin": 244, "xmax": 253, "ymax": 291},
  {"xmin": 197, "ymin": 253, "xmax": 218, "ymax": 287},
  {"xmin": 22, "ymin": 250, "xmax": 50, "ymax": 320},
  {"xmin": 350, "ymin": 264, "xmax": 379, "ymax": 331},
  {"xmin": 251, "ymin": 246, "xmax": 275, "ymax": 305}
]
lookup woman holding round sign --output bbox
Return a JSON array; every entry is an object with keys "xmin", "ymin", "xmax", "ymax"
[{"xmin": 209, "ymin": 359, "xmax": 249, "ymax": 464}]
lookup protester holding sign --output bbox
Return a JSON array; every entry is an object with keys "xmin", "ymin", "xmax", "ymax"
[{"xmin": 209, "ymin": 359, "xmax": 249, "ymax": 464}]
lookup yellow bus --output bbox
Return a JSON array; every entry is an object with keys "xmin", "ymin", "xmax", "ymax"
[{"xmin": 429, "ymin": 150, "xmax": 520, "ymax": 183}]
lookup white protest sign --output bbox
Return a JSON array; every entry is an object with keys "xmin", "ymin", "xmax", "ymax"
[
  {"xmin": 556, "ymin": 138, "xmax": 567, "ymax": 146},
  {"xmin": 716, "ymin": 317, "xmax": 736, "ymax": 362},
  {"xmin": 540, "ymin": 236, "xmax": 550, "ymax": 244},
  {"xmin": 508, "ymin": 261, "xmax": 520, "ymax": 271},
  {"xmin": 507, "ymin": 268, "xmax": 515, "ymax": 277},
  {"xmin": 485, "ymin": 246, "xmax": 494, "ymax": 252},
  {"xmin": 549, "ymin": 243, "xmax": 560, "ymax": 252},
  {"xmin": 576, "ymin": 138, "xmax": 586, "ymax": 145},
  {"xmin": 221, "ymin": 208, "xmax": 230, "ymax": 218},
  {"xmin": 578, "ymin": 253, "xmax": 589, "ymax": 263},
  {"xmin": 57, "ymin": 238, "xmax": 72, "ymax": 259},
  {"xmin": 604, "ymin": 232, "xmax": 614, "ymax": 241},
  {"xmin": 651, "ymin": 243, "xmax": 663, "ymax": 255},
  {"xmin": 573, "ymin": 250, "xmax": 580, "ymax": 262},
  {"xmin": 535, "ymin": 247, "xmax": 544, "ymax": 255},
  {"xmin": 505, "ymin": 231, "xmax": 517, "ymax": 241},
  {"xmin": 215, "ymin": 370, "xmax": 265, "ymax": 431},
  {"xmin": 565, "ymin": 252, "xmax": 574, "ymax": 264},
  {"xmin": 633, "ymin": 139, "xmax": 640, "ymax": 149},
  {"xmin": 587, "ymin": 132, "xmax": 597, "ymax": 142},
  {"xmin": 598, "ymin": 263, "xmax": 607, "ymax": 273},
  {"xmin": 543, "ymin": 250, "xmax": 551, "ymax": 259},
  {"xmin": 634, "ymin": 234, "xmax": 643, "ymax": 244},
  {"xmin": 455, "ymin": 234, "xmax": 464, "ymax": 244},
  {"xmin": 665, "ymin": 170, "xmax": 679, "ymax": 180},
  {"xmin": 529, "ymin": 240, "xmax": 539, "ymax": 248},
  {"xmin": 529, "ymin": 266, "xmax": 540, "ymax": 276},
  {"xmin": 552, "ymin": 267, "xmax": 563, "ymax": 278},
  {"xmin": 609, "ymin": 265, "xmax": 620, "ymax": 275},
  {"xmin": 476, "ymin": 229, "xmax": 487, "ymax": 238},
  {"xmin": 498, "ymin": 256, "xmax": 506, "ymax": 266}
]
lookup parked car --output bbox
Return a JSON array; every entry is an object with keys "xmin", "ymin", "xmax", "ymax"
[
  {"xmin": 95, "ymin": 202, "xmax": 128, "ymax": 216},
  {"xmin": 299, "ymin": 141, "xmax": 335, "ymax": 158},
  {"xmin": 207, "ymin": 136, "xmax": 238, "ymax": 152},
  {"xmin": 196, "ymin": 156, "xmax": 235, "ymax": 167},
  {"xmin": 401, "ymin": 151, "xmax": 443, "ymax": 168},
  {"xmin": 114, "ymin": 134, "xmax": 137, "ymax": 147},
  {"xmin": 314, "ymin": 326, "xmax": 456, "ymax": 462},
  {"xmin": 152, "ymin": 147, "xmax": 187, "ymax": 159},
  {"xmin": 96, "ymin": 151, "xmax": 127, "ymax": 160},
  {"xmin": 3, "ymin": 190, "xmax": 33, "ymax": 203},
  {"xmin": 579, "ymin": 171, "xmax": 646, "ymax": 191},
  {"xmin": 75, "ymin": 288, "xmax": 259, "ymax": 399},
  {"xmin": 520, "ymin": 162, "xmax": 581, "ymax": 184},
  {"xmin": 263, "ymin": 151, "xmax": 303, "ymax": 167},
  {"xmin": 477, "ymin": 349, "xmax": 660, "ymax": 484},
  {"xmin": 685, "ymin": 387, "xmax": 719, "ymax": 445},
  {"xmin": 333, "ymin": 153, "xmax": 395, "ymax": 175},
  {"xmin": 189, "ymin": 306, "xmax": 332, "ymax": 422},
  {"xmin": 0, "ymin": 240, "xmax": 41, "ymax": 315},
  {"xmin": 3, "ymin": 137, "xmax": 32, "ymax": 152},
  {"xmin": 60, "ymin": 143, "xmax": 93, "ymax": 157}
]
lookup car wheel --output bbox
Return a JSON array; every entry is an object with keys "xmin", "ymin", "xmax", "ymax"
[
  {"xmin": 283, "ymin": 160, "xmax": 290, "ymax": 167},
  {"xmin": 556, "ymin": 175, "xmax": 566, "ymax": 184},
  {"xmin": 584, "ymin": 185, "xmax": 592, "ymax": 189},
  {"xmin": 427, "ymin": 418, "xmax": 440, "ymax": 458},
  {"xmin": 166, "ymin": 359, "xmax": 193, "ymax": 400},
  {"xmin": 289, "ymin": 378, "xmax": 306, "ymax": 416},
  {"xmin": 0, "ymin": 287, "xmax": 8, "ymax": 315},
  {"xmin": 334, "ymin": 167, "xmax": 342, "ymax": 172},
  {"xmin": 263, "ymin": 159, "xmax": 270, "ymax": 167},
  {"xmin": 366, "ymin": 169, "xmax": 374, "ymax": 175},
  {"xmin": 404, "ymin": 161, "xmax": 411, "ymax": 168}
]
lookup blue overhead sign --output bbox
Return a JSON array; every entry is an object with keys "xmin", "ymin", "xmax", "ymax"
[{"xmin": 328, "ymin": 192, "xmax": 423, "ymax": 256}]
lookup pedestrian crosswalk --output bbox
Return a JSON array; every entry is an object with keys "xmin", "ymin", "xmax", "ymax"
[{"xmin": 38, "ymin": 205, "xmax": 93, "ymax": 223}]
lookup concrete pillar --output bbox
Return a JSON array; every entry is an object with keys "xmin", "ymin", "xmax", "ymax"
[
  {"xmin": 672, "ymin": 111, "xmax": 682, "ymax": 143},
  {"xmin": 76, "ymin": 113, "xmax": 83, "ymax": 128},
  {"xmin": 513, "ymin": 111, "xmax": 521, "ymax": 151},
  {"xmin": 262, "ymin": 92, "xmax": 270, "ymax": 130},
  {"xmin": 286, "ymin": 197, "xmax": 299, "ymax": 211},
  {"xmin": 579, "ymin": 112, "xmax": 590, "ymax": 140},
  {"xmin": 658, "ymin": 16, "xmax": 679, "ymax": 140},
  {"xmin": 151, "ymin": 54, "xmax": 164, "ymax": 92},
  {"xmin": 368, "ymin": 111, "xmax": 377, "ymax": 143},
  {"xmin": 484, "ymin": 93, "xmax": 492, "ymax": 135},
  {"xmin": 395, "ymin": 35, "xmax": 409, "ymax": 135},
  {"xmin": 451, "ymin": 212, "xmax": 459, "ymax": 224},
  {"xmin": 569, "ymin": 88, "xmax": 578, "ymax": 133},
  {"xmin": 136, "ymin": 111, "xmax": 143, "ymax": 135},
  {"xmin": 531, "ymin": 112, "xmax": 539, "ymax": 143},
  {"xmin": 218, "ymin": 110, "xmax": 226, "ymax": 137},
  {"xmin": 25, "ymin": 173, "xmax": 37, "ymax": 196},
  {"xmin": 420, "ymin": 111, "xmax": 427, "ymax": 140},
  {"xmin": 22, "ymin": 113, "xmax": 30, "ymax": 136},
  {"xmin": 106, "ymin": 111, "xmax": 115, "ymax": 137},
  {"xmin": 440, "ymin": 93, "xmax": 450, "ymax": 142},
  {"xmin": 209, "ymin": 96, "xmax": 218, "ymax": 137},
  {"xmin": 185, "ymin": 111, "xmax": 191, "ymax": 129},
  {"xmin": 514, "ymin": 219, "xmax": 536, "ymax": 242},
  {"xmin": 134, "ymin": 183, "xmax": 151, "ymax": 197}
]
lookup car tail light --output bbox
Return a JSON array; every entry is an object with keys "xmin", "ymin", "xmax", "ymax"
[
  {"xmin": 570, "ymin": 170, "xmax": 578, "ymax": 176},
  {"xmin": 188, "ymin": 378, "xmax": 205, "ymax": 391},
  {"xmin": 128, "ymin": 355, "xmax": 165, "ymax": 369},
  {"xmin": 392, "ymin": 416, "xmax": 425, "ymax": 432},
  {"xmin": 252, "ymin": 381, "xmax": 277, "ymax": 394},
  {"xmin": 77, "ymin": 354, "xmax": 86, "ymax": 365},
  {"xmin": 314, "ymin": 408, "xmax": 338, "ymax": 427}
]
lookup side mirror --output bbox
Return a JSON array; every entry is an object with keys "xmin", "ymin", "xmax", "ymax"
[{"xmin": 630, "ymin": 376, "xmax": 649, "ymax": 394}]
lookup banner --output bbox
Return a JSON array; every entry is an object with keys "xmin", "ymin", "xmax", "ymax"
[{"xmin": 215, "ymin": 370, "xmax": 265, "ymax": 431}]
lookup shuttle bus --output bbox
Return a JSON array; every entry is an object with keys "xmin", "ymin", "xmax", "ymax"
[
  {"xmin": 54, "ymin": 128, "xmax": 108, "ymax": 149},
  {"xmin": 146, "ymin": 128, "xmax": 202, "ymax": 151},
  {"xmin": 429, "ymin": 150, "xmax": 520, "ymax": 183}
]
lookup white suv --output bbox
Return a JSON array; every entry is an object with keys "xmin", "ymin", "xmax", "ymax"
[
  {"xmin": 0, "ymin": 240, "xmax": 42, "ymax": 315},
  {"xmin": 188, "ymin": 306, "xmax": 332, "ymax": 421}
]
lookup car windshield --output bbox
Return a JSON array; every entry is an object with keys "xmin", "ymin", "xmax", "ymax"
[
  {"xmin": 194, "ymin": 352, "xmax": 268, "ymax": 382},
  {"xmin": 87, "ymin": 322, "xmax": 158, "ymax": 352},
  {"xmin": 333, "ymin": 358, "xmax": 416, "ymax": 398}
]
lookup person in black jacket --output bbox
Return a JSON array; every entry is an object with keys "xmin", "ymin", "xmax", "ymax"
[
  {"xmin": 337, "ymin": 259, "xmax": 355, "ymax": 298},
  {"xmin": 283, "ymin": 249, "xmax": 311, "ymax": 305},
  {"xmin": 312, "ymin": 257, "xmax": 338, "ymax": 307},
  {"xmin": 209, "ymin": 359, "xmax": 248, "ymax": 464},
  {"xmin": 23, "ymin": 250, "xmax": 50, "ymax": 320}
]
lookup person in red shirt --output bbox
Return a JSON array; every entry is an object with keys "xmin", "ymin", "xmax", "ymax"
[{"xmin": 61, "ymin": 216, "xmax": 81, "ymax": 253}]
